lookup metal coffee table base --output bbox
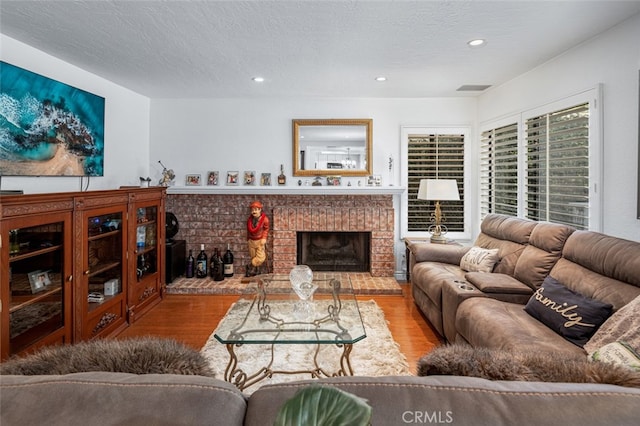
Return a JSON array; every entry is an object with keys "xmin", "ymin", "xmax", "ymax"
[{"xmin": 224, "ymin": 342, "xmax": 354, "ymax": 391}]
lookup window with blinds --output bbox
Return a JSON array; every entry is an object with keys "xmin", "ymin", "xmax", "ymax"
[
  {"xmin": 480, "ymin": 123, "xmax": 519, "ymax": 217},
  {"xmin": 407, "ymin": 133, "xmax": 464, "ymax": 232},
  {"xmin": 525, "ymin": 103, "xmax": 590, "ymax": 230}
]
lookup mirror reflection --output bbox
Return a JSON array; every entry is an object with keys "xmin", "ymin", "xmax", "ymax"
[{"xmin": 293, "ymin": 119, "xmax": 373, "ymax": 177}]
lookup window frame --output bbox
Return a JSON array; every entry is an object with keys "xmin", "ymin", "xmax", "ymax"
[
  {"xmin": 479, "ymin": 86, "xmax": 602, "ymax": 231},
  {"xmin": 400, "ymin": 126, "xmax": 472, "ymax": 241}
]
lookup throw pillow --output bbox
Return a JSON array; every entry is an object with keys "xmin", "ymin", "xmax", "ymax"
[
  {"xmin": 524, "ymin": 276, "xmax": 613, "ymax": 347},
  {"xmin": 585, "ymin": 294, "xmax": 640, "ymax": 357},
  {"xmin": 591, "ymin": 341, "xmax": 640, "ymax": 372},
  {"xmin": 459, "ymin": 246, "xmax": 499, "ymax": 273}
]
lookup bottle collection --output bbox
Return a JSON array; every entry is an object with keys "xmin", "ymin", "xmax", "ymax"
[{"xmin": 186, "ymin": 244, "xmax": 233, "ymax": 280}]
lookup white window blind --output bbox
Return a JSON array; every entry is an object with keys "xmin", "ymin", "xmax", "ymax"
[
  {"xmin": 407, "ymin": 133, "xmax": 464, "ymax": 232},
  {"xmin": 480, "ymin": 123, "xmax": 519, "ymax": 217},
  {"xmin": 525, "ymin": 103, "xmax": 589, "ymax": 230}
]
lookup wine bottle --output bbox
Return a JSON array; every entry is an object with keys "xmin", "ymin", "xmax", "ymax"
[
  {"xmin": 185, "ymin": 249, "xmax": 195, "ymax": 278},
  {"xmin": 211, "ymin": 248, "xmax": 225, "ymax": 281},
  {"xmin": 277, "ymin": 164, "xmax": 286, "ymax": 185},
  {"xmin": 196, "ymin": 244, "xmax": 208, "ymax": 278},
  {"xmin": 223, "ymin": 243, "xmax": 234, "ymax": 277}
]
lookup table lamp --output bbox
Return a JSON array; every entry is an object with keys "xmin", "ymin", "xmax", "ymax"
[{"xmin": 417, "ymin": 179, "xmax": 460, "ymax": 243}]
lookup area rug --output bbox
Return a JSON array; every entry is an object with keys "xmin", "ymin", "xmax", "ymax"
[
  {"xmin": 201, "ymin": 299, "xmax": 411, "ymax": 394},
  {"xmin": 167, "ymin": 272, "xmax": 403, "ymax": 295}
]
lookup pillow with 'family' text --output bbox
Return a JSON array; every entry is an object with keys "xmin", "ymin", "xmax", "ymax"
[
  {"xmin": 524, "ymin": 276, "xmax": 613, "ymax": 347},
  {"xmin": 460, "ymin": 247, "xmax": 499, "ymax": 273}
]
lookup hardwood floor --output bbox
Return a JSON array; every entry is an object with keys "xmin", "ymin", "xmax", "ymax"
[{"xmin": 117, "ymin": 283, "xmax": 442, "ymax": 374}]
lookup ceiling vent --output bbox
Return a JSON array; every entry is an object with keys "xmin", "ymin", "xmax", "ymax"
[{"xmin": 457, "ymin": 85, "xmax": 491, "ymax": 92}]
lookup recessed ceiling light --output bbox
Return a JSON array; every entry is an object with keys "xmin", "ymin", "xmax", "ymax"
[
  {"xmin": 375, "ymin": 76, "xmax": 387, "ymax": 82},
  {"xmin": 467, "ymin": 39, "xmax": 486, "ymax": 48},
  {"xmin": 252, "ymin": 77, "xmax": 265, "ymax": 82}
]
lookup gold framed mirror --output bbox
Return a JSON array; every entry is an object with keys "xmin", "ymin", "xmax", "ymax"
[{"xmin": 293, "ymin": 118, "xmax": 373, "ymax": 177}]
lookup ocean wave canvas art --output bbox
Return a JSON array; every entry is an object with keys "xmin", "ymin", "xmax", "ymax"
[{"xmin": 0, "ymin": 61, "xmax": 105, "ymax": 176}]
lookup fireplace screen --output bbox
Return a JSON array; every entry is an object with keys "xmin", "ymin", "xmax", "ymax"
[{"xmin": 297, "ymin": 232, "xmax": 371, "ymax": 272}]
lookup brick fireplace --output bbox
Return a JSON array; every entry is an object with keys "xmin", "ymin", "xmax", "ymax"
[{"xmin": 166, "ymin": 192, "xmax": 395, "ymax": 277}]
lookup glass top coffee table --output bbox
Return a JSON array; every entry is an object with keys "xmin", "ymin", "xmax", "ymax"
[{"xmin": 214, "ymin": 272, "xmax": 366, "ymax": 390}]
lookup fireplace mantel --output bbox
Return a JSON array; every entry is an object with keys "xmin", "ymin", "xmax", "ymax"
[{"xmin": 167, "ymin": 186, "xmax": 405, "ymax": 195}]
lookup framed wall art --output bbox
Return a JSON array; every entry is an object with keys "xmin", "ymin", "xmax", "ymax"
[
  {"xmin": 226, "ymin": 171, "xmax": 239, "ymax": 185},
  {"xmin": 185, "ymin": 174, "xmax": 201, "ymax": 186},
  {"xmin": 0, "ymin": 61, "xmax": 105, "ymax": 177},
  {"xmin": 207, "ymin": 171, "xmax": 219, "ymax": 185}
]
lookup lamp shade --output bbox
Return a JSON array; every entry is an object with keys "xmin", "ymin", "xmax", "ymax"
[{"xmin": 417, "ymin": 179, "xmax": 460, "ymax": 201}]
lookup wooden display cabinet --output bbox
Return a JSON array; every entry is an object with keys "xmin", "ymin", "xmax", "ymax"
[{"xmin": 0, "ymin": 187, "xmax": 166, "ymax": 360}]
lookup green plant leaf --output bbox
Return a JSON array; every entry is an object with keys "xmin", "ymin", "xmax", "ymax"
[{"xmin": 274, "ymin": 385, "xmax": 372, "ymax": 426}]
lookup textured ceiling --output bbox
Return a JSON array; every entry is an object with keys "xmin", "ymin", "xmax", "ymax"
[{"xmin": 2, "ymin": 1, "xmax": 640, "ymax": 98}]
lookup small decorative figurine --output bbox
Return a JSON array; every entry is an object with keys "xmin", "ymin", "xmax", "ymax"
[
  {"xmin": 278, "ymin": 164, "xmax": 286, "ymax": 185},
  {"xmin": 158, "ymin": 160, "xmax": 175, "ymax": 186},
  {"xmin": 246, "ymin": 200, "xmax": 270, "ymax": 277}
]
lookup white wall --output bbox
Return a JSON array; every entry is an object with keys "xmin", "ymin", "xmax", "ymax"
[
  {"xmin": 0, "ymin": 35, "xmax": 151, "ymax": 194},
  {"xmin": 477, "ymin": 14, "xmax": 640, "ymax": 241},
  {"xmin": 150, "ymin": 97, "xmax": 475, "ymax": 186},
  {"xmin": 150, "ymin": 97, "xmax": 477, "ymax": 278}
]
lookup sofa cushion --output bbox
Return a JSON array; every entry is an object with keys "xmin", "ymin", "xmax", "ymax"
[
  {"xmin": 408, "ymin": 241, "xmax": 469, "ymax": 264},
  {"xmin": 524, "ymin": 276, "xmax": 612, "ymax": 347},
  {"xmin": 245, "ymin": 375, "xmax": 640, "ymax": 426},
  {"xmin": 465, "ymin": 272, "xmax": 533, "ymax": 295},
  {"xmin": 460, "ymin": 247, "xmax": 499, "ymax": 272},
  {"xmin": 456, "ymin": 297, "xmax": 586, "ymax": 356},
  {"xmin": 513, "ymin": 222, "xmax": 575, "ymax": 290},
  {"xmin": 0, "ymin": 372, "xmax": 247, "ymax": 426},
  {"xmin": 473, "ymin": 214, "xmax": 536, "ymax": 276},
  {"xmin": 549, "ymin": 231, "xmax": 640, "ymax": 311},
  {"xmin": 412, "ymin": 262, "xmax": 466, "ymax": 305}
]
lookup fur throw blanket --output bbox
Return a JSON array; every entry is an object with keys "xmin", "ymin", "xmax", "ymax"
[
  {"xmin": 0, "ymin": 337, "xmax": 215, "ymax": 377},
  {"xmin": 417, "ymin": 344, "xmax": 640, "ymax": 388}
]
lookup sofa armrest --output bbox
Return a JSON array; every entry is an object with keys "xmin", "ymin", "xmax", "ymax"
[
  {"xmin": 408, "ymin": 241, "xmax": 469, "ymax": 265},
  {"xmin": 464, "ymin": 272, "xmax": 533, "ymax": 304},
  {"xmin": 441, "ymin": 279, "xmax": 487, "ymax": 342}
]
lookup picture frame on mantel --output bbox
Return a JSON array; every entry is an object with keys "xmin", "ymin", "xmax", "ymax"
[
  {"xmin": 185, "ymin": 174, "xmax": 201, "ymax": 186},
  {"xmin": 207, "ymin": 171, "xmax": 219, "ymax": 186},
  {"xmin": 244, "ymin": 171, "xmax": 256, "ymax": 185},
  {"xmin": 226, "ymin": 171, "xmax": 239, "ymax": 185},
  {"xmin": 261, "ymin": 173, "xmax": 272, "ymax": 186}
]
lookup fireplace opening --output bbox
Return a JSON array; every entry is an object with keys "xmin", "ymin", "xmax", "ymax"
[{"xmin": 297, "ymin": 231, "xmax": 371, "ymax": 272}]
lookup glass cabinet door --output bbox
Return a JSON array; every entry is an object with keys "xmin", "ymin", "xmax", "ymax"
[
  {"xmin": 6, "ymin": 215, "xmax": 70, "ymax": 357},
  {"xmin": 86, "ymin": 212, "xmax": 124, "ymax": 310},
  {"xmin": 135, "ymin": 206, "xmax": 158, "ymax": 282},
  {"xmin": 128, "ymin": 200, "xmax": 163, "ymax": 323}
]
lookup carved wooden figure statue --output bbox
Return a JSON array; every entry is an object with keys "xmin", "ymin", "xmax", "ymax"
[{"xmin": 246, "ymin": 200, "xmax": 269, "ymax": 276}]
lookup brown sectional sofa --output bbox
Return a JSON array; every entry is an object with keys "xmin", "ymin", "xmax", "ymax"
[
  {"xmin": 408, "ymin": 214, "xmax": 640, "ymax": 356},
  {"xmin": 2, "ymin": 372, "xmax": 640, "ymax": 425}
]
